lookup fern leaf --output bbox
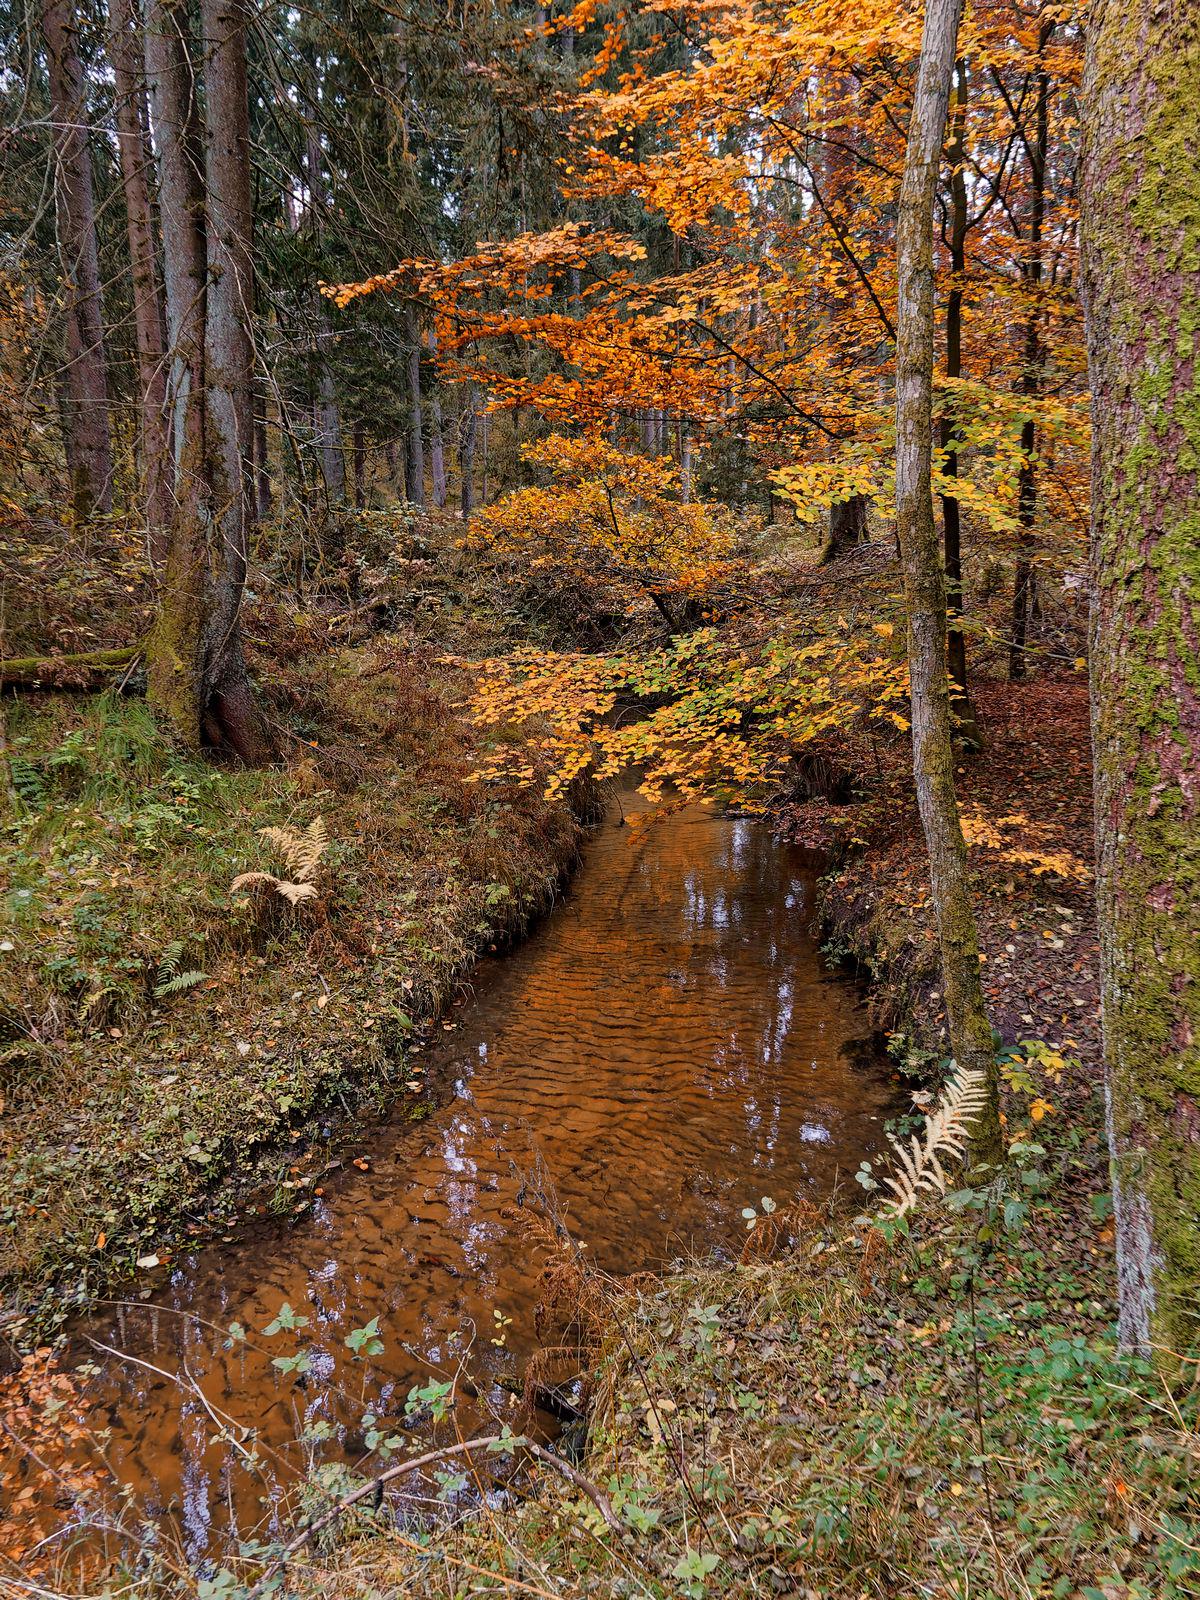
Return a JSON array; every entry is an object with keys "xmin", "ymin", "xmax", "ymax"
[
  {"xmin": 276, "ymin": 880, "xmax": 318, "ymax": 905},
  {"xmin": 257, "ymin": 817, "xmax": 328, "ymax": 882},
  {"xmin": 879, "ymin": 1065, "xmax": 989, "ymax": 1220},
  {"xmin": 9, "ymin": 755, "xmax": 45, "ymax": 807},
  {"xmin": 155, "ymin": 939, "xmax": 185, "ymax": 988},
  {"xmin": 293, "ymin": 816, "xmax": 327, "ymax": 882},
  {"xmin": 154, "ymin": 969, "xmax": 208, "ymax": 999},
  {"xmin": 231, "ymin": 870, "xmax": 282, "ymax": 895}
]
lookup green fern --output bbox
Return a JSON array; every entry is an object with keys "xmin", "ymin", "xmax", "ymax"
[
  {"xmin": 154, "ymin": 969, "xmax": 208, "ymax": 998},
  {"xmin": 9, "ymin": 754, "xmax": 44, "ymax": 808},
  {"xmin": 153, "ymin": 939, "xmax": 207, "ymax": 999}
]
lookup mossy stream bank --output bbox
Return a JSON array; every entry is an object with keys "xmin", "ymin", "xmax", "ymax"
[{"xmin": 0, "ymin": 639, "xmax": 586, "ymax": 1343}]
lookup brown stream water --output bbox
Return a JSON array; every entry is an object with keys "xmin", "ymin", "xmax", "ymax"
[{"xmin": 52, "ymin": 792, "xmax": 897, "ymax": 1559}]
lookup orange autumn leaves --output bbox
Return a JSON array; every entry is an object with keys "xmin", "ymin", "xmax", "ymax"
[
  {"xmin": 0, "ymin": 1350, "xmax": 105, "ymax": 1578},
  {"xmin": 467, "ymin": 434, "xmax": 733, "ymax": 618},
  {"xmin": 458, "ymin": 624, "xmax": 909, "ymax": 808},
  {"xmin": 326, "ymin": 0, "xmax": 1087, "ymax": 549}
]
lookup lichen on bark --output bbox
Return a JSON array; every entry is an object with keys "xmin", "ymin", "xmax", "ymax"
[{"xmin": 1082, "ymin": 0, "xmax": 1200, "ymax": 1362}]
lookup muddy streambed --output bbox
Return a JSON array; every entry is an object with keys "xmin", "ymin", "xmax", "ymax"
[{"xmin": 41, "ymin": 791, "xmax": 898, "ymax": 1559}]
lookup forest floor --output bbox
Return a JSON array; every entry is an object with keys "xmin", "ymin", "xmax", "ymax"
[{"xmin": 0, "ymin": 509, "xmax": 586, "ymax": 1341}]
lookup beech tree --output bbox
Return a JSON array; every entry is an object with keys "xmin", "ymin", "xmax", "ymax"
[
  {"xmin": 41, "ymin": 0, "xmax": 113, "ymax": 519},
  {"xmin": 1081, "ymin": 0, "xmax": 1200, "ymax": 1358},
  {"xmin": 895, "ymin": 0, "xmax": 1002, "ymax": 1164}
]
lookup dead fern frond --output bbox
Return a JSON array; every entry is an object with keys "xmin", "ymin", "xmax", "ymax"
[
  {"xmin": 258, "ymin": 816, "xmax": 327, "ymax": 882},
  {"xmin": 230, "ymin": 818, "xmax": 327, "ymax": 909},
  {"xmin": 880, "ymin": 1066, "xmax": 989, "ymax": 1218},
  {"xmin": 739, "ymin": 1197, "xmax": 824, "ymax": 1264}
]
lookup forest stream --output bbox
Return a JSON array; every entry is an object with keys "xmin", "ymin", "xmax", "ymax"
[{"xmin": 48, "ymin": 789, "xmax": 898, "ymax": 1559}]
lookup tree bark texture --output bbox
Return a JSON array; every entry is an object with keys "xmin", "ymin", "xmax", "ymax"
[
  {"xmin": 821, "ymin": 494, "xmax": 870, "ymax": 562},
  {"xmin": 1081, "ymin": 0, "xmax": 1200, "ymax": 1360},
  {"xmin": 109, "ymin": 0, "xmax": 172, "ymax": 546},
  {"xmin": 459, "ymin": 383, "xmax": 477, "ymax": 517},
  {"xmin": 42, "ymin": 0, "xmax": 113, "ymax": 518},
  {"xmin": 143, "ymin": 0, "xmax": 264, "ymax": 760},
  {"xmin": 143, "ymin": 0, "xmax": 209, "ymax": 738},
  {"xmin": 304, "ymin": 67, "xmax": 345, "ymax": 506},
  {"xmin": 428, "ymin": 329, "xmax": 447, "ymax": 507},
  {"xmin": 896, "ymin": 0, "xmax": 1002, "ymax": 1165},
  {"xmin": 198, "ymin": 0, "xmax": 258, "ymax": 749},
  {"xmin": 939, "ymin": 58, "xmax": 975, "ymax": 732}
]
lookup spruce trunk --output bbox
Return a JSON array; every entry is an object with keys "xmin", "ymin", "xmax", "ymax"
[
  {"xmin": 109, "ymin": 0, "xmax": 172, "ymax": 547},
  {"xmin": 42, "ymin": 0, "xmax": 113, "ymax": 518}
]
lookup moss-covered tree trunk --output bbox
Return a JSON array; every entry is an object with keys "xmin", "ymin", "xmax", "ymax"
[
  {"xmin": 1081, "ymin": 0, "xmax": 1200, "ymax": 1359},
  {"xmin": 896, "ymin": 0, "xmax": 1002, "ymax": 1167}
]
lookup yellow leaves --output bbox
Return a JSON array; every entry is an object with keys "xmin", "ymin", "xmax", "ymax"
[
  {"xmin": 872, "ymin": 622, "xmax": 894, "ymax": 639},
  {"xmin": 468, "ymin": 434, "xmax": 734, "ymax": 611},
  {"xmin": 457, "ymin": 620, "xmax": 907, "ymax": 813},
  {"xmin": 959, "ymin": 806, "xmax": 1091, "ymax": 883},
  {"xmin": 1029, "ymin": 1097, "xmax": 1055, "ymax": 1123}
]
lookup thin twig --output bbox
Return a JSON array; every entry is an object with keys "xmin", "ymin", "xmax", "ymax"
[{"xmin": 247, "ymin": 1432, "xmax": 619, "ymax": 1599}]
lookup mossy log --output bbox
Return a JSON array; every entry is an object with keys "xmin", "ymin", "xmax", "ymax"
[{"xmin": 0, "ymin": 642, "xmax": 142, "ymax": 689}]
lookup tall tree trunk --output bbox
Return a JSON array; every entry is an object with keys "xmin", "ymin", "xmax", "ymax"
[
  {"xmin": 818, "ymin": 78, "xmax": 869, "ymax": 569},
  {"xmin": 254, "ymin": 388, "xmax": 271, "ymax": 521},
  {"xmin": 41, "ymin": 0, "xmax": 113, "ymax": 518},
  {"xmin": 304, "ymin": 64, "xmax": 345, "ymax": 506},
  {"xmin": 1081, "ymin": 0, "xmax": 1200, "ymax": 1360},
  {"xmin": 314, "ymin": 354, "xmax": 345, "ymax": 504},
  {"xmin": 406, "ymin": 308, "xmax": 425, "ymax": 506},
  {"xmin": 109, "ymin": 0, "xmax": 172, "ymax": 549},
  {"xmin": 459, "ymin": 383, "xmax": 476, "ymax": 517},
  {"xmin": 430, "ymin": 399, "xmax": 447, "ymax": 507},
  {"xmin": 939, "ymin": 59, "xmax": 980, "ymax": 745},
  {"xmin": 143, "ymin": 0, "xmax": 210, "ymax": 736},
  {"xmin": 428, "ymin": 329, "xmax": 447, "ymax": 507},
  {"xmin": 896, "ymin": 0, "xmax": 1001, "ymax": 1165},
  {"xmin": 198, "ymin": 0, "xmax": 259, "ymax": 753},
  {"xmin": 353, "ymin": 420, "xmax": 365, "ymax": 509},
  {"xmin": 144, "ymin": 0, "xmax": 264, "ymax": 759},
  {"xmin": 1009, "ymin": 15, "xmax": 1053, "ymax": 681}
]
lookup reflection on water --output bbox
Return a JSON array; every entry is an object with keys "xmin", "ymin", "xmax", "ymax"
[{"xmin": 58, "ymin": 794, "xmax": 897, "ymax": 1555}]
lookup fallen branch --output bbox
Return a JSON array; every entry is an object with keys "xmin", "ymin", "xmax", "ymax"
[
  {"xmin": 247, "ymin": 1431, "xmax": 618, "ymax": 1598},
  {"xmin": 524, "ymin": 1439, "xmax": 620, "ymax": 1530},
  {"xmin": 0, "ymin": 641, "xmax": 142, "ymax": 689}
]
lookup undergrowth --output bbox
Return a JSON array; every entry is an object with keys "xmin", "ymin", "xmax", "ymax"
[{"xmin": 278, "ymin": 1105, "xmax": 1198, "ymax": 1600}]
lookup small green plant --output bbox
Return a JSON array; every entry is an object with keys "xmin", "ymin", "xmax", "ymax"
[
  {"xmin": 153, "ymin": 938, "xmax": 208, "ymax": 999},
  {"xmin": 345, "ymin": 1316, "xmax": 385, "ymax": 1357}
]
